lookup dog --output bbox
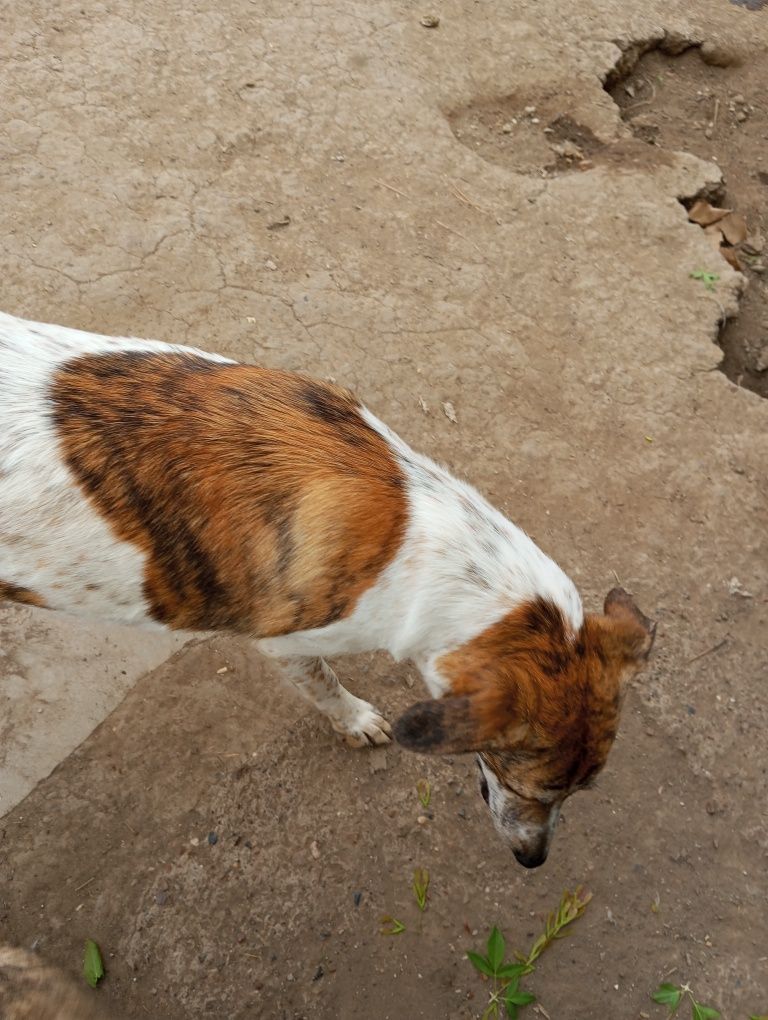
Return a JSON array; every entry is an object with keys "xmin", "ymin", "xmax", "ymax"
[{"xmin": 0, "ymin": 311, "xmax": 655, "ymax": 867}]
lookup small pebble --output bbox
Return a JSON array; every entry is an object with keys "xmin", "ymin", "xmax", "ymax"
[
  {"xmin": 736, "ymin": 110, "xmax": 748, "ymax": 122},
  {"xmin": 154, "ymin": 890, "xmax": 168, "ymax": 906},
  {"xmin": 313, "ymin": 965, "xmax": 324, "ymax": 981},
  {"xmin": 420, "ymin": 14, "xmax": 439, "ymax": 27},
  {"xmin": 417, "ymin": 814, "xmax": 429, "ymax": 825},
  {"xmin": 264, "ymin": 258, "xmax": 277, "ymax": 270},
  {"xmin": 190, "ymin": 837, "xmax": 199, "ymax": 847},
  {"xmin": 700, "ymin": 41, "xmax": 743, "ymax": 68},
  {"xmin": 208, "ymin": 831, "xmax": 218, "ymax": 845},
  {"xmin": 501, "ymin": 122, "xmax": 513, "ymax": 134},
  {"xmin": 353, "ymin": 891, "xmax": 363, "ymax": 907},
  {"xmin": 310, "ymin": 840, "xmax": 321, "ymax": 859}
]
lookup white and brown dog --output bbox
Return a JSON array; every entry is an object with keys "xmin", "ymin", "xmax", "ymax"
[{"xmin": 0, "ymin": 312, "xmax": 655, "ymax": 868}]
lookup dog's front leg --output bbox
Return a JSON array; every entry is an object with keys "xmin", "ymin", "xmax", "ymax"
[{"xmin": 263, "ymin": 653, "xmax": 391, "ymax": 748}]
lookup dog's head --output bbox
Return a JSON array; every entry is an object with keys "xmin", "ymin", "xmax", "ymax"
[{"xmin": 394, "ymin": 587, "xmax": 655, "ymax": 868}]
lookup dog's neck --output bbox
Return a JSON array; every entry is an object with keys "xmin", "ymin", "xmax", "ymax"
[{"xmin": 361, "ymin": 418, "xmax": 582, "ymax": 680}]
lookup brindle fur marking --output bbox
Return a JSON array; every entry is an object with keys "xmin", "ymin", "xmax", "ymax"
[
  {"xmin": 51, "ymin": 354, "xmax": 407, "ymax": 634},
  {"xmin": 0, "ymin": 580, "xmax": 47, "ymax": 608},
  {"xmin": 428, "ymin": 593, "xmax": 653, "ymax": 797}
]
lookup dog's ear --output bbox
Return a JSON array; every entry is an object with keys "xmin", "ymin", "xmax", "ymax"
[
  {"xmin": 393, "ymin": 695, "xmax": 488, "ymax": 754},
  {"xmin": 601, "ymin": 587, "xmax": 657, "ymax": 663}
]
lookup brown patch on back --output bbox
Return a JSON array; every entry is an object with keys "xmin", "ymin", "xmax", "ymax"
[
  {"xmin": 50, "ymin": 353, "xmax": 406, "ymax": 634},
  {"xmin": 437, "ymin": 596, "xmax": 651, "ymax": 793},
  {"xmin": 0, "ymin": 580, "xmax": 47, "ymax": 609}
]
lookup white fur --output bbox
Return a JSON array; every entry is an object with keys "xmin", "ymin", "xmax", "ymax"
[
  {"xmin": 0, "ymin": 312, "xmax": 231, "ymax": 623},
  {"xmin": 477, "ymin": 755, "xmax": 561, "ymax": 859}
]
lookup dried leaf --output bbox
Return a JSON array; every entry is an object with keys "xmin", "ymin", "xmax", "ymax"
[
  {"xmin": 687, "ymin": 200, "xmax": 731, "ymax": 227},
  {"xmin": 720, "ymin": 245, "xmax": 743, "ymax": 272},
  {"xmin": 718, "ymin": 211, "xmax": 748, "ymax": 246},
  {"xmin": 703, "ymin": 224, "xmax": 725, "ymax": 251},
  {"xmin": 442, "ymin": 400, "xmax": 458, "ymax": 423}
]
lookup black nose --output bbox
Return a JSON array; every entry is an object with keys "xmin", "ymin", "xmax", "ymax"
[{"xmin": 514, "ymin": 847, "xmax": 548, "ymax": 869}]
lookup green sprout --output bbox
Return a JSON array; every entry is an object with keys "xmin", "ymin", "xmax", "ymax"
[
  {"xmin": 412, "ymin": 868, "xmax": 430, "ymax": 912},
  {"xmin": 467, "ymin": 887, "xmax": 592, "ymax": 1018},
  {"xmin": 690, "ymin": 269, "xmax": 720, "ymax": 291},
  {"xmin": 651, "ymin": 981, "xmax": 720, "ymax": 1019}
]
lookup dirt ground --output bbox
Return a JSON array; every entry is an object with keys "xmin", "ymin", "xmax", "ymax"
[{"xmin": 1, "ymin": 1, "xmax": 767, "ymax": 1018}]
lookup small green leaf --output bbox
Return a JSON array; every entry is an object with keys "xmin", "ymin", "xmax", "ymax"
[
  {"xmin": 504, "ymin": 1003, "xmax": 518, "ymax": 1020},
  {"xmin": 380, "ymin": 915, "xmax": 406, "ymax": 936},
  {"xmin": 652, "ymin": 983, "xmax": 683, "ymax": 1008},
  {"xmin": 487, "ymin": 927, "xmax": 506, "ymax": 973},
  {"xmin": 691, "ymin": 1004, "xmax": 720, "ymax": 1020},
  {"xmin": 506, "ymin": 988, "xmax": 536, "ymax": 1007},
  {"xmin": 498, "ymin": 963, "xmax": 529, "ymax": 980},
  {"xmin": 689, "ymin": 270, "xmax": 719, "ymax": 292},
  {"xmin": 83, "ymin": 939, "xmax": 104, "ymax": 989},
  {"xmin": 467, "ymin": 950, "xmax": 495, "ymax": 977}
]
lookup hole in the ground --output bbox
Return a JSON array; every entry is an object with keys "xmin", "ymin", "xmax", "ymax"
[
  {"xmin": 608, "ymin": 46, "xmax": 768, "ymax": 398},
  {"xmin": 446, "ymin": 91, "xmax": 607, "ymax": 177}
]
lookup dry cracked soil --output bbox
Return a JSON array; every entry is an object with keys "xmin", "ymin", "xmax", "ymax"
[{"xmin": 1, "ymin": 1, "xmax": 767, "ymax": 1018}]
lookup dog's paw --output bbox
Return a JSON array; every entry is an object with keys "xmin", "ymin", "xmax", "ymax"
[{"xmin": 331, "ymin": 697, "xmax": 392, "ymax": 749}]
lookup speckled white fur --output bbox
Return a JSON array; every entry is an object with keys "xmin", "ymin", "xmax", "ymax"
[{"xmin": 0, "ymin": 312, "xmax": 231, "ymax": 623}]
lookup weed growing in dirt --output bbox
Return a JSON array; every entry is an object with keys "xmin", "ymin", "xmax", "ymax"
[
  {"xmin": 690, "ymin": 269, "xmax": 720, "ymax": 291},
  {"xmin": 467, "ymin": 887, "xmax": 592, "ymax": 1018},
  {"xmin": 379, "ymin": 915, "xmax": 406, "ymax": 936},
  {"xmin": 416, "ymin": 779, "xmax": 431, "ymax": 809},
  {"xmin": 651, "ymin": 981, "xmax": 720, "ymax": 1018},
  {"xmin": 412, "ymin": 868, "xmax": 430, "ymax": 911}
]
